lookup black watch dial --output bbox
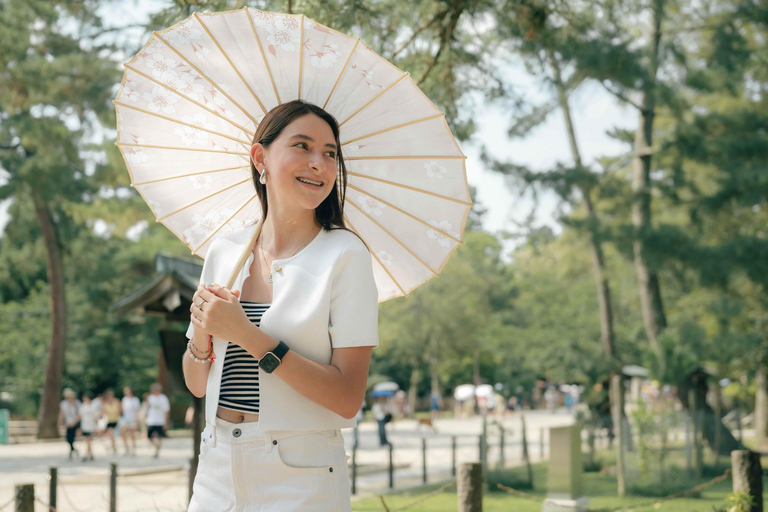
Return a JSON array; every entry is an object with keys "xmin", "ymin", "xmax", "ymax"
[{"xmin": 260, "ymin": 352, "xmax": 280, "ymax": 373}]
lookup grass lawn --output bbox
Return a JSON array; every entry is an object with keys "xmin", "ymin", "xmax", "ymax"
[{"xmin": 351, "ymin": 447, "xmax": 765, "ymax": 512}]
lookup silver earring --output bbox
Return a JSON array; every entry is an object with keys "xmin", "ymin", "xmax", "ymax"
[{"xmin": 259, "ymin": 169, "xmax": 267, "ymax": 185}]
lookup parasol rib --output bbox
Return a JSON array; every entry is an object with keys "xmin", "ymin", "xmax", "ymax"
[
  {"xmin": 131, "ymin": 165, "xmax": 246, "ymax": 187},
  {"xmin": 346, "ymin": 199, "xmax": 438, "ymax": 276},
  {"xmin": 322, "ymin": 39, "xmax": 360, "ymax": 110},
  {"xmin": 117, "ymin": 142, "xmax": 250, "ymax": 156},
  {"xmin": 114, "ymin": 101, "xmax": 249, "ymax": 145},
  {"xmin": 191, "ymin": 193, "xmax": 259, "ymax": 256},
  {"xmin": 246, "ymin": 9, "xmax": 281, "ymax": 105},
  {"xmin": 153, "ymin": 32, "xmax": 258, "ymax": 125},
  {"xmin": 348, "ymin": 183, "xmax": 462, "ymax": 244},
  {"xmin": 344, "ymin": 216, "xmax": 407, "ymax": 298},
  {"xmin": 155, "ymin": 177, "xmax": 252, "ymax": 222},
  {"xmin": 298, "ymin": 15, "xmax": 305, "ymax": 99},
  {"xmin": 338, "ymin": 73, "xmax": 408, "ymax": 127},
  {"xmin": 347, "ymin": 172, "xmax": 471, "ymax": 205},
  {"xmin": 341, "ymin": 113, "xmax": 444, "ymax": 146},
  {"xmin": 194, "ymin": 12, "xmax": 268, "ymax": 115},
  {"xmin": 123, "ymin": 64, "xmax": 254, "ymax": 137},
  {"xmin": 346, "ymin": 155, "xmax": 466, "ymax": 161}
]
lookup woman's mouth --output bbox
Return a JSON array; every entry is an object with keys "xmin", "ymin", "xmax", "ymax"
[{"xmin": 297, "ymin": 177, "xmax": 323, "ymax": 187}]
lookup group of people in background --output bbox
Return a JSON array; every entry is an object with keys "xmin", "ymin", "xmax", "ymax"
[{"xmin": 57, "ymin": 383, "xmax": 170, "ymax": 461}]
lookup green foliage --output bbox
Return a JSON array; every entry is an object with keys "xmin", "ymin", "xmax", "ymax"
[{"xmin": 718, "ymin": 491, "xmax": 755, "ymax": 512}]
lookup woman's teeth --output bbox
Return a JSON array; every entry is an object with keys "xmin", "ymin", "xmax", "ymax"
[{"xmin": 297, "ymin": 177, "xmax": 322, "ymax": 186}]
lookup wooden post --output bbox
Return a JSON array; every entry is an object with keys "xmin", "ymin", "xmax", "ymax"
[
  {"xmin": 452, "ymin": 436, "xmax": 457, "ymax": 477},
  {"xmin": 457, "ymin": 462, "xmax": 483, "ymax": 512},
  {"xmin": 351, "ymin": 442, "xmax": 357, "ymax": 495},
  {"xmin": 422, "ymin": 437, "xmax": 427, "ymax": 484},
  {"xmin": 14, "ymin": 484, "xmax": 33, "ymax": 512},
  {"xmin": 49, "ymin": 467, "xmax": 57, "ymax": 510},
  {"xmin": 189, "ymin": 395, "xmax": 203, "ymax": 504},
  {"xmin": 540, "ymin": 427, "xmax": 545, "ymax": 459},
  {"xmin": 731, "ymin": 450, "xmax": 763, "ymax": 512},
  {"xmin": 499, "ymin": 425, "xmax": 505, "ymax": 469},
  {"xmin": 110, "ymin": 462, "xmax": 117, "ymax": 512},
  {"xmin": 521, "ymin": 413, "xmax": 533, "ymax": 487},
  {"xmin": 388, "ymin": 443, "xmax": 394, "ymax": 489}
]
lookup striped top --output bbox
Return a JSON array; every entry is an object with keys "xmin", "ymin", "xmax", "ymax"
[{"xmin": 217, "ymin": 302, "xmax": 270, "ymax": 415}]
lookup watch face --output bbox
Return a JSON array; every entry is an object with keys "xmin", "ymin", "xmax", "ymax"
[{"xmin": 260, "ymin": 352, "xmax": 280, "ymax": 373}]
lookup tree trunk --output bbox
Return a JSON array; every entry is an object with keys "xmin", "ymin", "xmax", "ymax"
[
  {"xmin": 631, "ymin": 0, "xmax": 666, "ymax": 359},
  {"xmin": 611, "ymin": 373, "xmax": 627, "ymax": 496},
  {"xmin": 408, "ymin": 365, "xmax": 420, "ymax": 418},
  {"xmin": 678, "ymin": 371, "xmax": 740, "ymax": 456},
  {"xmin": 34, "ymin": 195, "xmax": 68, "ymax": 439},
  {"xmin": 755, "ymin": 363, "xmax": 768, "ymax": 443},
  {"xmin": 548, "ymin": 48, "xmax": 626, "ymax": 495}
]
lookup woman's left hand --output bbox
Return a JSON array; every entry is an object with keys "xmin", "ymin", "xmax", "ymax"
[{"xmin": 190, "ymin": 283, "xmax": 251, "ymax": 344}]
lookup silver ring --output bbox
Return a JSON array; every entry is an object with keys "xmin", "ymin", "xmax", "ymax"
[{"xmin": 197, "ymin": 300, "xmax": 205, "ymax": 309}]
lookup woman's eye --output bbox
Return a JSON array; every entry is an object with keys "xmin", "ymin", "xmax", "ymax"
[
  {"xmin": 294, "ymin": 142, "xmax": 308, "ymax": 149},
  {"xmin": 326, "ymin": 152, "xmax": 336, "ymax": 159}
]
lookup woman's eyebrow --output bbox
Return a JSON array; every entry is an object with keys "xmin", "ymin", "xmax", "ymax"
[{"xmin": 289, "ymin": 134, "xmax": 337, "ymax": 150}]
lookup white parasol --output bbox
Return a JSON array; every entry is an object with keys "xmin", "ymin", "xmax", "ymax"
[
  {"xmin": 114, "ymin": 8, "xmax": 471, "ymax": 301},
  {"xmin": 453, "ymin": 384, "xmax": 476, "ymax": 401}
]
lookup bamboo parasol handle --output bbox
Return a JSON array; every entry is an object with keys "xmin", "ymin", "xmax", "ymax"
[{"xmin": 225, "ymin": 220, "xmax": 262, "ymax": 291}]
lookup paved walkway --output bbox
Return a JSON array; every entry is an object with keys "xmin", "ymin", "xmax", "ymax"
[{"xmin": 0, "ymin": 410, "xmax": 576, "ymax": 511}]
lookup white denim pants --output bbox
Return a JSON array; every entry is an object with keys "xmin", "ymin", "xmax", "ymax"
[{"xmin": 188, "ymin": 418, "xmax": 352, "ymax": 512}]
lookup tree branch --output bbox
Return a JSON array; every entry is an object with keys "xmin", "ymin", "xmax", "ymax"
[
  {"xmin": 600, "ymin": 80, "xmax": 645, "ymax": 112},
  {"xmin": 390, "ymin": 8, "xmax": 448, "ymax": 60},
  {"xmin": 416, "ymin": 7, "xmax": 462, "ymax": 86}
]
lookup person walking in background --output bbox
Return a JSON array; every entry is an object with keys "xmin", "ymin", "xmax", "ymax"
[
  {"xmin": 120, "ymin": 386, "xmax": 141, "ymax": 456},
  {"xmin": 430, "ymin": 391, "xmax": 442, "ymax": 421},
  {"xmin": 78, "ymin": 392, "xmax": 100, "ymax": 461},
  {"xmin": 101, "ymin": 389, "xmax": 121, "ymax": 454},
  {"xmin": 372, "ymin": 397, "xmax": 391, "ymax": 446},
  {"xmin": 57, "ymin": 388, "xmax": 80, "ymax": 460},
  {"xmin": 146, "ymin": 383, "xmax": 170, "ymax": 458}
]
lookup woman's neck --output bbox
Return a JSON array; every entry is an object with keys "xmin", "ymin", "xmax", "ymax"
[{"xmin": 261, "ymin": 209, "xmax": 320, "ymax": 256}]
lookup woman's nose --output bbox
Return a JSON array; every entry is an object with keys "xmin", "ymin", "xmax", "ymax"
[{"xmin": 308, "ymin": 151, "xmax": 325, "ymax": 172}]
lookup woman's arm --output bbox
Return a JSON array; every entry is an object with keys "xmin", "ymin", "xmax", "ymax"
[
  {"xmin": 251, "ymin": 326, "xmax": 372, "ymax": 420},
  {"xmin": 182, "ymin": 327, "xmax": 213, "ymax": 398}
]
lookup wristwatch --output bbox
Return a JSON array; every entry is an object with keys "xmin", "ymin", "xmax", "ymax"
[{"xmin": 259, "ymin": 341, "xmax": 290, "ymax": 373}]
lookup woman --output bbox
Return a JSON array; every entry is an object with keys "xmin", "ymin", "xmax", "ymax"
[
  {"xmin": 79, "ymin": 392, "xmax": 100, "ymax": 461},
  {"xmin": 183, "ymin": 100, "xmax": 378, "ymax": 512},
  {"xmin": 57, "ymin": 388, "xmax": 80, "ymax": 460},
  {"xmin": 101, "ymin": 389, "xmax": 121, "ymax": 454},
  {"xmin": 120, "ymin": 386, "xmax": 141, "ymax": 456}
]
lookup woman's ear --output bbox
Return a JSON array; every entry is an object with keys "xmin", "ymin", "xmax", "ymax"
[{"xmin": 251, "ymin": 142, "xmax": 266, "ymax": 170}]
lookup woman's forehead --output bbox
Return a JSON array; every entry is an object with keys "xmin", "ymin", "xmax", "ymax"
[{"xmin": 282, "ymin": 114, "xmax": 335, "ymax": 142}]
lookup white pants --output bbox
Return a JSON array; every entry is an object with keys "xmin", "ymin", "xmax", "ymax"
[{"xmin": 188, "ymin": 418, "xmax": 352, "ymax": 512}]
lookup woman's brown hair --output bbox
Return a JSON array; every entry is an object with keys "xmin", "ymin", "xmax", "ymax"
[{"xmin": 250, "ymin": 100, "xmax": 348, "ymax": 232}]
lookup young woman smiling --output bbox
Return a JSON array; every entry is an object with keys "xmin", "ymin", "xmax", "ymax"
[{"xmin": 183, "ymin": 100, "xmax": 379, "ymax": 512}]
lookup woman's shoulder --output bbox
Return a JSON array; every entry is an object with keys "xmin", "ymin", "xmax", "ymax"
[{"xmin": 323, "ymin": 227, "xmax": 369, "ymax": 254}]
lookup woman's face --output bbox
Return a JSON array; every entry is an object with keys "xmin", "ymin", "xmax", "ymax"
[{"xmin": 252, "ymin": 113, "xmax": 338, "ymax": 215}]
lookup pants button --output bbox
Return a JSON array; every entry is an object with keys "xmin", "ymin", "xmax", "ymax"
[{"xmin": 232, "ymin": 428, "xmax": 242, "ymax": 438}]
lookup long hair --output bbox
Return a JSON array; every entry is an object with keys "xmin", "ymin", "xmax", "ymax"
[{"xmin": 250, "ymin": 100, "xmax": 348, "ymax": 231}]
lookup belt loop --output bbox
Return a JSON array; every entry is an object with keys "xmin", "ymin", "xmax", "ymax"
[{"xmin": 265, "ymin": 431, "xmax": 274, "ymax": 453}]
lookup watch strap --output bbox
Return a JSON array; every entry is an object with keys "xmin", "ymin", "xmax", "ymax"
[{"xmin": 269, "ymin": 340, "xmax": 289, "ymax": 362}]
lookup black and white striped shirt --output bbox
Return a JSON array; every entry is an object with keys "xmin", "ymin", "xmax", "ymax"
[{"xmin": 217, "ymin": 302, "xmax": 270, "ymax": 415}]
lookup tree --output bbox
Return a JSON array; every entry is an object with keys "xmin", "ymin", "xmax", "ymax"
[{"xmin": 0, "ymin": 0, "xmax": 120, "ymax": 437}]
